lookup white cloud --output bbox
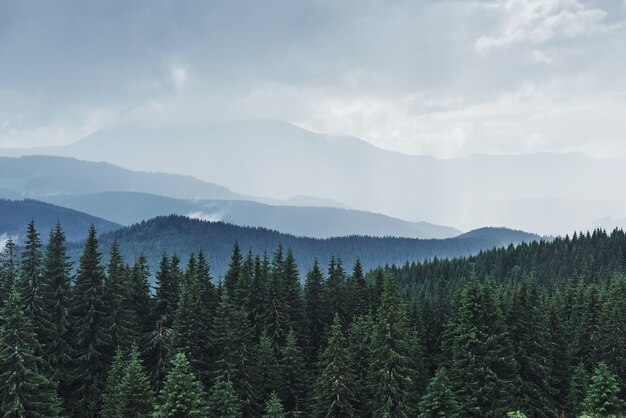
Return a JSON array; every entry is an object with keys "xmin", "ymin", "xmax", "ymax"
[
  {"xmin": 476, "ymin": 0, "xmax": 614, "ymax": 52},
  {"xmin": 186, "ymin": 211, "xmax": 222, "ymax": 222}
]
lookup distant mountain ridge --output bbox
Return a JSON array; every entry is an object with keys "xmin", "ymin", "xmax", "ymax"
[
  {"xmin": 72, "ymin": 215, "xmax": 540, "ymax": 278},
  {"xmin": 2, "ymin": 120, "xmax": 625, "ymax": 235},
  {"xmin": 46, "ymin": 191, "xmax": 461, "ymax": 239},
  {"xmin": 0, "ymin": 199, "xmax": 120, "ymax": 243}
]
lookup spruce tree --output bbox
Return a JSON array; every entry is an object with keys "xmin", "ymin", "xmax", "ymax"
[
  {"xmin": 257, "ymin": 330, "xmax": 280, "ymax": 406},
  {"xmin": 348, "ymin": 314, "xmax": 374, "ymax": 417},
  {"xmin": 417, "ymin": 368, "xmax": 461, "ymax": 418},
  {"xmin": 0, "ymin": 238, "xmax": 18, "ymax": 302},
  {"xmin": 263, "ymin": 246, "xmax": 289, "ymax": 349},
  {"xmin": 104, "ymin": 241, "xmax": 136, "ymax": 351},
  {"xmin": 349, "ymin": 259, "xmax": 369, "ymax": 318},
  {"xmin": 127, "ymin": 254, "xmax": 153, "ymax": 335},
  {"xmin": 596, "ymin": 273, "xmax": 626, "ymax": 392},
  {"xmin": 143, "ymin": 314, "xmax": 173, "ymax": 390},
  {"xmin": 567, "ymin": 362, "xmax": 589, "ymax": 417},
  {"xmin": 279, "ymin": 329, "xmax": 309, "ymax": 416},
  {"xmin": 0, "ymin": 287, "xmax": 63, "ymax": 417},
  {"xmin": 583, "ymin": 362, "xmax": 623, "ymax": 417},
  {"xmin": 172, "ymin": 253, "xmax": 212, "ymax": 385},
  {"xmin": 264, "ymin": 392, "xmax": 286, "ymax": 418},
  {"xmin": 39, "ymin": 223, "xmax": 73, "ymax": 401},
  {"xmin": 18, "ymin": 220, "xmax": 49, "ymax": 342},
  {"xmin": 117, "ymin": 345, "xmax": 155, "ymax": 418},
  {"xmin": 211, "ymin": 291, "xmax": 259, "ymax": 416},
  {"xmin": 445, "ymin": 280, "xmax": 517, "ymax": 418},
  {"xmin": 368, "ymin": 274, "xmax": 424, "ymax": 417},
  {"xmin": 304, "ymin": 260, "xmax": 324, "ymax": 361},
  {"xmin": 323, "ymin": 257, "xmax": 347, "ymax": 327},
  {"xmin": 69, "ymin": 225, "xmax": 111, "ymax": 417},
  {"xmin": 223, "ymin": 241, "xmax": 243, "ymax": 296},
  {"xmin": 101, "ymin": 348, "xmax": 126, "ymax": 418},
  {"xmin": 283, "ymin": 248, "xmax": 305, "ymax": 344},
  {"xmin": 313, "ymin": 314, "xmax": 356, "ymax": 417},
  {"xmin": 207, "ymin": 376, "xmax": 243, "ymax": 418},
  {"xmin": 154, "ymin": 352, "xmax": 208, "ymax": 418},
  {"xmin": 153, "ymin": 253, "xmax": 178, "ymax": 326}
]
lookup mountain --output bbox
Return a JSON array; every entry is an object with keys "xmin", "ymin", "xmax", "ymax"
[
  {"xmin": 46, "ymin": 191, "xmax": 461, "ymax": 239},
  {"xmin": 0, "ymin": 199, "xmax": 120, "ymax": 243},
  {"xmin": 3, "ymin": 120, "xmax": 625, "ymax": 235},
  {"xmin": 70, "ymin": 215, "xmax": 540, "ymax": 278}
]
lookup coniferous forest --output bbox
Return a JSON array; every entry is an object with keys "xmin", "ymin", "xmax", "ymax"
[{"xmin": 1, "ymin": 221, "xmax": 625, "ymax": 418}]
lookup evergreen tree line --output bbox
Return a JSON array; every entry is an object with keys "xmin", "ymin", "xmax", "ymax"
[{"xmin": 0, "ymin": 221, "xmax": 624, "ymax": 417}]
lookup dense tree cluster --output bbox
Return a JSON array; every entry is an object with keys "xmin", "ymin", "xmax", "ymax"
[{"xmin": 0, "ymin": 222, "xmax": 625, "ymax": 417}]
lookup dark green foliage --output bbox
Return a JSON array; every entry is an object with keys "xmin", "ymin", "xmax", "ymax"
[
  {"xmin": 445, "ymin": 280, "xmax": 517, "ymax": 418},
  {"xmin": 313, "ymin": 314, "xmax": 356, "ymax": 418},
  {"xmin": 154, "ymin": 352, "xmax": 208, "ymax": 418},
  {"xmin": 101, "ymin": 348, "xmax": 126, "ymax": 418},
  {"xmin": 596, "ymin": 273, "xmax": 626, "ymax": 393},
  {"xmin": 304, "ymin": 260, "xmax": 325, "ymax": 361},
  {"xmin": 207, "ymin": 376, "xmax": 242, "ymax": 418},
  {"xmin": 347, "ymin": 314, "xmax": 374, "ymax": 417},
  {"xmin": 0, "ymin": 238, "xmax": 18, "ymax": 302},
  {"xmin": 279, "ymin": 330, "xmax": 309, "ymax": 416},
  {"xmin": 349, "ymin": 259, "xmax": 369, "ymax": 318},
  {"xmin": 257, "ymin": 331, "xmax": 280, "ymax": 407},
  {"xmin": 418, "ymin": 368, "xmax": 461, "ymax": 418},
  {"xmin": 39, "ymin": 223, "xmax": 73, "ymax": 400},
  {"xmin": 104, "ymin": 241, "xmax": 136, "ymax": 351},
  {"xmin": 368, "ymin": 274, "xmax": 424, "ymax": 417},
  {"xmin": 69, "ymin": 224, "xmax": 111, "ymax": 417},
  {"xmin": 224, "ymin": 241, "xmax": 243, "ymax": 296},
  {"xmin": 152, "ymin": 253, "xmax": 179, "ymax": 325},
  {"xmin": 0, "ymin": 287, "xmax": 63, "ymax": 417},
  {"xmin": 117, "ymin": 345, "xmax": 155, "ymax": 418},
  {"xmin": 264, "ymin": 392, "xmax": 286, "ymax": 418},
  {"xmin": 567, "ymin": 362, "xmax": 589, "ymax": 417},
  {"xmin": 583, "ymin": 362, "xmax": 623, "ymax": 416}
]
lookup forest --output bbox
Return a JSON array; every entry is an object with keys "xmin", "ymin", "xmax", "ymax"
[{"xmin": 0, "ymin": 221, "xmax": 624, "ymax": 417}]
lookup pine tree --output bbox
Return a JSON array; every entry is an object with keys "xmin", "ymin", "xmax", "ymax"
[
  {"xmin": 304, "ymin": 260, "xmax": 324, "ymax": 362},
  {"xmin": 154, "ymin": 352, "xmax": 208, "ymax": 418},
  {"xmin": 368, "ymin": 274, "xmax": 424, "ymax": 417},
  {"xmin": 279, "ymin": 329, "xmax": 309, "ymax": 416},
  {"xmin": 0, "ymin": 238, "xmax": 18, "ymax": 302},
  {"xmin": 104, "ymin": 241, "xmax": 136, "ymax": 352},
  {"xmin": 39, "ymin": 223, "xmax": 73, "ymax": 402},
  {"xmin": 506, "ymin": 280, "xmax": 555, "ymax": 416},
  {"xmin": 349, "ymin": 259, "xmax": 369, "ymax": 318},
  {"xmin": 567, "ymin": 362, "xmax": 589, "ymax": 417},
  {"xmin": 101, "ymin": 348, "xmax": 126, "ymax": 418},
  {"xmin": 172, "ymin": 253, "xmax": 212, "ymax": 385},
  {"xmin": 263, "ymin": 246, "xmax": 289, "ymax": 349},
  {"xmin": 207, "ymin": 376, "xmax": 243, "ymax": 418},
  {"xmin": 596, "ymin": 273, "xmax": 626, "ymax": 392},
  {"xmin": 117, "ymin": 345, "xmax": 155, "ymax": 418},
  {"xmin": 583, "ymin": 362, "xmax": 623, "ymax": 417},
  {"xmin": 418, "ymin": 368, "xmax": 461, "ymax": 418},
  {"xmin": 69, "ymin": 225, "xmax": 111, "ymax": 417},
  {"xmin": 17, "ymin": 220, "xmax": 49, "ymax": 342},
  {"xmin": 264, "ymin": 392, "xmax": 286, "ymax": 418},
  {"xmin": 127, "ymin": 254, "xmax": 153, "ymax": 335},
  {"xmin": 143, "ymin": 314, "xmax": 172, "ymax": 390},
  {"xmin": 283, "ymin": 248, "xmax": 305, "ymax": 345},
  {"xmin": 347, "ymin": 314, "xmax": 374, "ymax": 417},
  {"xmin": 323, "ymin": 257, "xmax": 347, "ymax": 327},
  {"xmin": 313, "ymin": 314, "xmax": 356, "ymax": 417},
  {"xmin": 0, "ymin": 287, "xmax": 63, "ymax": 417},
  {"xmin": 211, "ymin": 291, "xmax": 259, "ymax": 416},
  {"xmin": 223, "ymin": 241, "xmax": 243, "ymax": 296},
  {"xmin": 257, "ymin": 330, "xmax": 280, "ymax": 406},
  {"xmin": 445, "ymin": 280, "xmax": 517, "ymax": 418},
  {"xmin": 153, "ymin": 253, "xmax": 179, "ymax": 326}
]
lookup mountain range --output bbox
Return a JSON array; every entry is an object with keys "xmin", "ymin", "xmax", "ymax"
[{"xmin": 2, "ymin": 120, "xmax": 625, "ymax": 235}]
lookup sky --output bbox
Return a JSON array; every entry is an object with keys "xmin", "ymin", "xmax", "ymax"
[{"xmin": 1, "ymin": 0, "xmax": 626, "ymax": 158}]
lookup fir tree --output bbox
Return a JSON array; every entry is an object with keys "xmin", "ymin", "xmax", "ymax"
[
  {"xmin": 264, "ymin": 392, "xmax": 286, "ymax": 418},
  {"xmin": 127, "ymin": 254, "xmax": 152, "ymax": 335},
  {"xmin": 0, "ymin": 238, "xmax": 18, "ymax": 302},
  {"xmin": 0, "ymin": 287, "xmax": 63, "ymax": 417},
  {"xmin": 101, "ymin": 348, "xmax": 126, "ymax": 418},
  {"xmin": 313, "ymin": 314, "xmax": 356, "ymax": 418},
  {"xmin": 567, "ymin": 362, "xmax": 589, "ymax": 417},
  {"xmin": 153, "ymin": 253, "xmax": 178, "ymax": 326},
  {"xmin": 264, "ymin": 246, "xmax": 289, "ymax": 349},
  {"xmin": 349, "ymin": 259, "xmax": 369, "ymax": 318},
  {"xmin": 153, "ymin": 352, "xmax": 208, "ymax": 418},
  {"xmin": 69, "ymin": 225, "xmax": 111, "ymax": 417},
  {"xmin": 368, "ymin": 274, "xmax": 424, "ymax": 417},
  {"xmin": 304, "ymin": 260, "xmax": 324, "ymax": 361},
  {"xmin": 417, "ymin": 368, "xmax": 461, "ymax": 418},
  {"xmin": 142, "ymin": 314, "xmax": 172, "ymax": 390},
  {"xmin": 279, "ymin": 329, "xmax": 309, "ymax": 416},
  {"xmin": 207, "ymin": 376, "xmax": 243, "ymax": 418},
  {"xmin": 104, "ymin": 241, "xmax": 136, "ymax": 352},
  {"xmin": 283, "ymin": 248, "xmax": 305, "ymax": 343},
  {"xmin": 348, "ymin": 314, "xmax": 374, "ymax": 417},
  {"xmin": 17, "ymin": 220, "xmax": 48, "ymax": 342},
  {"xmin": 583, "ymin": 362, "xmax": 623, "ymax": 417},
  {"xmin": 257, "ymin": 330, "xmax": 280, "ymax": 406},
  {"xmin": 117, "ymin": 344, "xmax": 155, "ymax": 418},
  {"xmin": 39, "ymin": 223, "xmax": 73, "ymax": 402},
  {"xmin": 596, "ymin": 273, "xmax": 626, "ymax": 392},
  {"xmin": 223, "ymin": 241, "xmax": 243, "ymax": 296}
]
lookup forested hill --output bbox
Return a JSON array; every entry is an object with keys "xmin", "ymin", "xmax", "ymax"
[
  {"xmin": 388, "ymin": 228, "xmax": 626, "ymax": 297},
  {"xmin": 78, "ymin": 214, "xmax": 540, "ymax": 278},
  {"xmin": 0, "ymin": 199, "xmax": 120, "ymax": 243}
]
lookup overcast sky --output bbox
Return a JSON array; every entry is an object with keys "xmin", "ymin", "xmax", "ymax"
[{"xmin": 1, "ymin": 0, "xmax": 625, "ymax": 158}]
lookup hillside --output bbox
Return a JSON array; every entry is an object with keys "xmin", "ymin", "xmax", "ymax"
[
  {"xmin": 48, "ymin": 191, "xmax": 460, "ymax": 239},
  {"xmin": 0, "ymin": 199, "xmax": 120, "ymax": 243},
  {"xmin": 4, "ymin": 120, "xmax": 626, "ymax": 234},
  {"xmin": 71, "ymin": 215, "xmax": 540, "ymax": 278}
]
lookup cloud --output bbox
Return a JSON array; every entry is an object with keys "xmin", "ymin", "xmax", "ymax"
[
  {"xmin": 186, "ymin": 211, "xmax": 222, "ymax": 222},
  {"xmin": 475, "ymin": 0, "xmax": 615, "ymax": 52}
]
